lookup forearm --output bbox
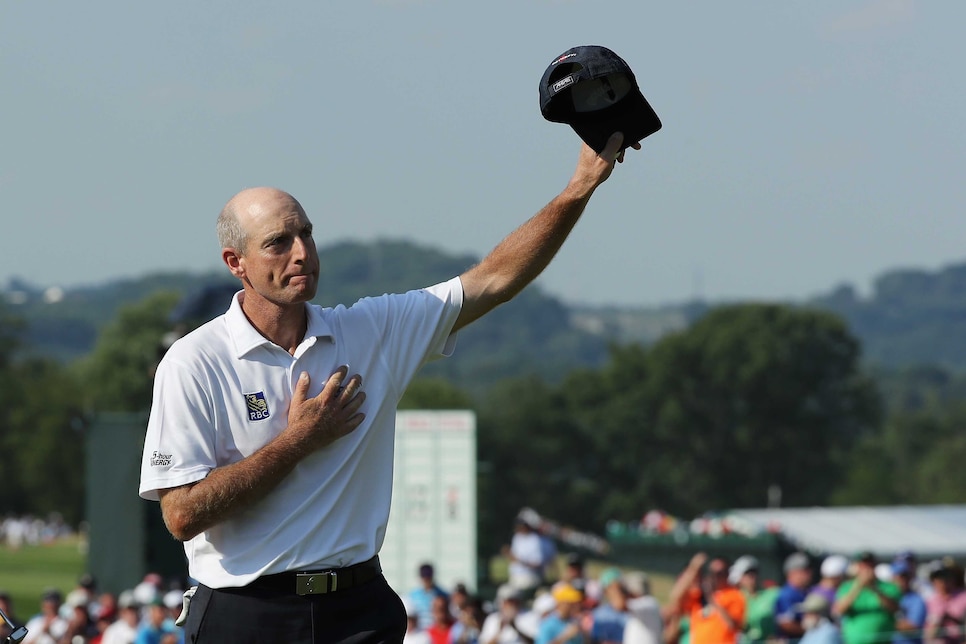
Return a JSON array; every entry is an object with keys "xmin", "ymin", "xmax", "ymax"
[
  {"xmin": 159, "ymin": 431, "xmax": 306, "ymax": 541},
  {"xmin": 832, "ymin": 585, "xmax": 861, "ymax": 617},
  {"xmin": 455, "ymin": 183, "xmax": 593, "ymax": 331}
]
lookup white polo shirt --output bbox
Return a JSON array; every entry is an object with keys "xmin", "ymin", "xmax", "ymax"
[{"xmin": 139, "ymin": 277, "xmax": 463, "ymax": 588}]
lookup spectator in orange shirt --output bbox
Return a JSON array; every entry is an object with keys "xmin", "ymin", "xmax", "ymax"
[{"xmin": 672, "ymin": 555, "xmax": 747, "ymax": 644}]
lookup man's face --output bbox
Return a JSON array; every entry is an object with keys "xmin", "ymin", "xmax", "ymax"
[
  {"xmin": 227, "ymin": 190, "xmax": 320, "ymax": 307},
  {"xmin": 789, "ymin": 567, "xmax": 813, "ymax": 589}
]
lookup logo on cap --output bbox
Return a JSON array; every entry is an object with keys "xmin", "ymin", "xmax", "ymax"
[
  {"xmin": 553, "ymin": 53, "xmax": 577, "ymax": 65},
  {"xmin": 246, "ymin": 392, "xmax": 271, "ymax": 421},
  {"xmin": 552, "ymin": 75, "xmax": 576, "ymax": 94}
]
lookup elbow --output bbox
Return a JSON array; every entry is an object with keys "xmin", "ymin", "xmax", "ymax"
[
  {"xmin": 159, "ymin": 493, "xmax": 203, "ymax": 542},
  {"xmin": 162, "ymin": 507, "xmax": 199, "ymax": 542}
]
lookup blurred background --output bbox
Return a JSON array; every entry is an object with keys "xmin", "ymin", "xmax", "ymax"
[{"xmin": 2, "ymin": 1, "xmax": 966, "ymax": 642}]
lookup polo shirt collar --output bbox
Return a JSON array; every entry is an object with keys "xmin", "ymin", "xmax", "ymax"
[{"xmin": 226, "ymin": 291, "xmax": 335, "ymax": 358}]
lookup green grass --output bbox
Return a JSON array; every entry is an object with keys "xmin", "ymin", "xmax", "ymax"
[{"xmin": 0, "ymin": 539, "xmax": 88, "ymax": 620}]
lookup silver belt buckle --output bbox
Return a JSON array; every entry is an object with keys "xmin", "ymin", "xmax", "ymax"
[{"xmin": 296, "ymin": 571, "xmax": 338, "ymax": 595}]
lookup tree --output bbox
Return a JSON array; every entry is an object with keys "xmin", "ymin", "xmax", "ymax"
[
  {"xmin": 74, "ymin": 291, "xmax": 180, "ymax": 413},
  {"xmin": 399, "ymin": 377, "xmax": 474, "ymax": 410},
  {"xmin": 633, "ymin": 304, "xmax": 881, "ymax": 514},
  {"xmin": 0, "ymin": 304, "xmax": 86, "ymax": 523}
]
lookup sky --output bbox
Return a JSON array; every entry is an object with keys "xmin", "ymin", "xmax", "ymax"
[{"xmin": 2, "ymin": 0, "xmax": 965, "ymax": 307}]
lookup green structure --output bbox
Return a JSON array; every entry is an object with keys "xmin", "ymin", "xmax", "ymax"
[{"xmin": 85, "ymin": 413, "xmax": 187, "ymax": 594}]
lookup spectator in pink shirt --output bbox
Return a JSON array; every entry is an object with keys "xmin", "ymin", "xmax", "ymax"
[{"xmin": 924, "ymin": 562, "xmax": 966, "ymax": 644}]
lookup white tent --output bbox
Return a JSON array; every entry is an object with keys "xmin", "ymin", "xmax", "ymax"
[{"xmin": 728, "ymin": 505, "xmax": 966, "ymax": 559}]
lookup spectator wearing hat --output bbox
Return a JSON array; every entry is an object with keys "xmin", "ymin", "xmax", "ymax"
[
  {"xmin": 536, "ymin": 584, "xmax": 585, "ymax": 644},
  {"xmin": 480, "ymin": 584, "xmax": 530, "ymax": 644},
  {"xmin": 134, "ymin": 596, "xmax": 179, "ymax": 644},
  {"xmin": 671, "ymin": 555, "xmax": 746, "ymax": 644},
  {"xmin": 924, "ymin": 562, "xmax": 966, "ymax": 644},
  {"xmin": 811, "ymin": 556, "xmax": 849, "ymax": 607},
  {"xmin": 588, "ymin": 568, "xmax": 632, "ymax": 644},
  {"xmin": 730, "ymin": 555, "xmax": 779, "ymax": 644},
  {"xmin": 892, "ymin": 557, "xmax": 926, "ymax": 644},
  {"xmin": 100, "ymin": 591, "xmax": 142, "ymax": 644},
  {"xmin": 623, "ymin": 572, "xmax": 663, "ymax": 644},
  {"xmin": 516, "ymin": 592, "xmax": 557, "ymax": 643},
  {"xmin": 776, "ymin": 552, "xmax": 815, "ymax": 641},
  {"xmin": 23, "ymin": 588, "xmax": 68, "ymax": 644},
  {"xmin": 409, "ymin": 563, "xmax": 449, "ymax": 630},
  {"xmin": 798, "ymin": 594, "xmax": 842, "ymax": 644},
  {"xmin": 509, "ymin": 519, "xmax": 549, "ymax": 592},
  {"xmin": 833, "ymin": 552, "xmax": 901, "ymax": 644}
]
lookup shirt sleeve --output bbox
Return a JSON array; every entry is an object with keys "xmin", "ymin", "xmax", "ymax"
[{"xmin": 138, "ymin": 353, "xmax": 218, "ymax": 501}]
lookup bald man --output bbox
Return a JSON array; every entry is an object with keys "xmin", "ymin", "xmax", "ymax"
[{"xmin": 139, "ymin": 133, "xmax": 639, "ymax": 644}]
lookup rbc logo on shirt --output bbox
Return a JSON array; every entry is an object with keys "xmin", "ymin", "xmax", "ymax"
[{"xmin": 245, "ymin": 392, "xmax": 271, "ymax": 421}]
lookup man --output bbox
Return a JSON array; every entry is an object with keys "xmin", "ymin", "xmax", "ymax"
[
  {"xmin": 673, "ymin": 556, "xmax": 746, "ymax": 644},
  {"xmin": 100, "ymin": 591, "xmax": 142, "ymax": 644},
  {"xmin": 555, "ymin": 554, "xmax": 587, "ymax": 595},
  {"xmin": 134, "ymin": 597, "xmax": 179, "ymax": 644},
  {"xmin": 776, "ymin": 552, "xmax": 814, "ymax": 641},
  {"xmin": 810, "ymin": 555, "xmax": 849, "ymax": 607},
  {"xmin": 923, "ymin": 561, "xmax": 966, "ymax": 644},
  {"xmin": 409, "ymin": 564, "xmax": 449, "ymax": 630},
  {"xmin": 832, "ymin": 552, "xmax": 901, "ymax": 644},
  {"xmin": 729, "ymin": 555, "xmax": 778, "ymax": 644},
  {"xmin": 138, "ymin": 131, "xmax": 639, "ymax": 644},
  {"xmin": 589, "ymin": 568, "xmax": 632, "ymax": 644},
  {"xmin": 891, "ymin": 557, "xmax": 926, "ymax": 644},
  {"xmin": 622, "ymin": 571, "xmax": 663, "ymax": 644},
  {"xmin": 536, "ymin": 584, "xmax": 585, "ymax": 644},
  {"xmin": 480, "ymin": 584, "xmax": 530, "ymax": 644},
  {"xmin": 798, "ymin": 594, "xmax": 842, "ymax": 644},
  {"xmin": 509, "ymin": 519, "xmax": 549, "ymax": 592},
  {"xmin": 23, "ymin": 589, "xmax": 67, "ymax": 644}
]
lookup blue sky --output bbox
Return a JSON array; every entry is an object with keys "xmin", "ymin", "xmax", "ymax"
[{"xmin": 2, "ymin": 1, "xmax": 964, "ymax": 307}]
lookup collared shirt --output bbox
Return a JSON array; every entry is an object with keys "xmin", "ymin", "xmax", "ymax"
[{"xmin": 139, "ymin": 278, "xmax": 463, "ymax": 588}]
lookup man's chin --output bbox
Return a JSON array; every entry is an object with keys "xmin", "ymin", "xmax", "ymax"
[{"xmin": 287, "ymin": 276, "xmax": 318, "ymax": 299}]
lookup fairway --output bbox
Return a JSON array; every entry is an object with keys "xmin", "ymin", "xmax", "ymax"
[{"xmin": 0, "ymin": 539, "xmax": 87, "ymax": 620}]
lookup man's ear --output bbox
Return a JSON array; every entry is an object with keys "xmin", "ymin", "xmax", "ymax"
[{"xmin": 223, "ymin": 248, "xmax": 245, "ymax": 279}]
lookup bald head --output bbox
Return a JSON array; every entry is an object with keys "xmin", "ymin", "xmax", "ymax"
[{"xmin": 217, "ymin": 187, "xmax": 304, "ymax": 254}]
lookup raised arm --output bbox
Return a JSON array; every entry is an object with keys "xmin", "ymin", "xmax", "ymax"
[{"xmin": 453, "ymin": 132, "xmax": 639, "ymax": 333}]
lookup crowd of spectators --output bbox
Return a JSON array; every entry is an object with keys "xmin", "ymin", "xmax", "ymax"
[
  {"xmin": 402, "ymin": 556, "xmax": 663, "ymax": 644},
  {"xmin": 6, "ymin": 519, "xmax": 966, "ymax": 644},
  {"xmin": 0, "ymin": 572, "xmax": 186, "ymax": 644},
  {"xmin": 401, "ymin": 541, "xmax": 966, "ymax": 644},
  {"xmin": 1, "ymin": 515, "xmax": 74, "ymax": 550},
  {"xmin": 663, "ymin": 549, "xmax": 966, "ymax": 644}
]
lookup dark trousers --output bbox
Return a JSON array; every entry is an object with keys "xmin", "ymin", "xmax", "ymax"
[{"xmin": 182, "ymin": 574, "xmax": 407, "ymax": 644}]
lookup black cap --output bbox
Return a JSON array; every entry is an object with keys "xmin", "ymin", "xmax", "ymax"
[{"xmin": 539, "ymin": 45, "xmax": 661, "ymax": 153}]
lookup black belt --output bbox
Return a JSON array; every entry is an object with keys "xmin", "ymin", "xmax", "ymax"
[{"xmin": 248, "ymin": 555, "xmax": 382, "ymax": 596}]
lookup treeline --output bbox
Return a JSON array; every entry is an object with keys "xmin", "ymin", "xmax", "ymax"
[{"xmin": 4, "ymin": 292, "xmax": 966, "ymax": 552}]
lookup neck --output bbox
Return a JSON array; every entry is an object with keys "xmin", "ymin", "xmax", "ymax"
[{"xmin": 239, "ymin": 291, "xmax": 307, "ymax": 354}]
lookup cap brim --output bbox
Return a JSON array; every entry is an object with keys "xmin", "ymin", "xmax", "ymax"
[{"xmin": 569, "ymin": 89, "xmax": 661, "ymax": 153}]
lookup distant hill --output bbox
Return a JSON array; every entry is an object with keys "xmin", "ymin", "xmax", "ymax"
[
  {"xmin": 7, "ymin": 243, "xmax": 966, "ymax": 390},
  {"xmin": 809, "ymin": 262, "xmax": 966, "ymax": 371},
  {"xmin": 3, "ymin": 240, "xmax": 610, "ymax": 394}
]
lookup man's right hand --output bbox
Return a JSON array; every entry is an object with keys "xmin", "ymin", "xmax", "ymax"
[{"xmin": 286, "ymin": 366, "xmax": 367, "ymax": 451}]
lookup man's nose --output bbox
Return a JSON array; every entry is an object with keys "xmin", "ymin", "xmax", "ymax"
[{"xmin": 292, "ymin": 236, "xmax": 309, "ymax": 261}]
